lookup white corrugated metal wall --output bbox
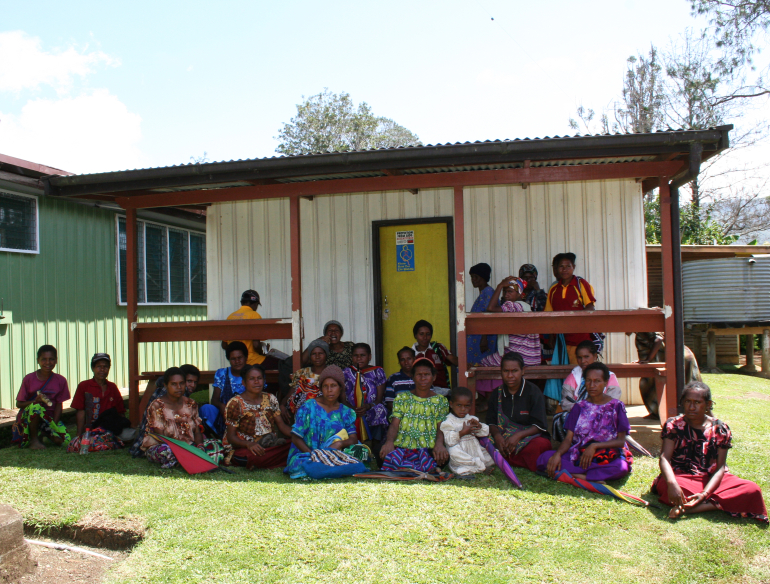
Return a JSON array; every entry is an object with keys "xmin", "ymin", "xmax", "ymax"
[
  {"xmin": 207, "ymin": 179, "xmax": 647, "ymax": 403},
  {"xmin": 463, "ymin": 179, "xmax": 647, "ymax": 403}
]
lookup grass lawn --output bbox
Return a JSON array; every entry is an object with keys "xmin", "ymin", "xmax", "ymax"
[{"xmin": 1, "ymin": 373, "xmax": 768, "ymax": 583}]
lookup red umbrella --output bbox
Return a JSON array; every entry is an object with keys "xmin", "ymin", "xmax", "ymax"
[{"xmin": 147, "ymin": 433, "xmax": 222, "ymax": 475}]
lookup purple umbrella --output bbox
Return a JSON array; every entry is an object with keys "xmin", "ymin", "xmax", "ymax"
[{"xmin": 479, "ymin": 437, "xmax": 524, "ymax": 489}]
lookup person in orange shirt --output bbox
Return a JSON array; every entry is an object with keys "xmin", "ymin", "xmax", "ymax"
[{"xmin": 221, "ymin": 290, "xmax": 281, "ymax": 369}]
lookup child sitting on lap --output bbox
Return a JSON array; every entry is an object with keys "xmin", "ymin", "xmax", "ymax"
[{"xmin": 440, "ymin": 386, "xmax": 494, "ymax": 477}]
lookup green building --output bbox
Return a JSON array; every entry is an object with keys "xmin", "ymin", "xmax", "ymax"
[{"xmin": 0, "ymin": 154, "xmax": 208, "ymax": 409}]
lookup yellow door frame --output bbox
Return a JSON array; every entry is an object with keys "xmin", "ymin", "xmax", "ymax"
[{"xmin": 371, "ymin": 217, "xmax": 457, "ymax": 385}]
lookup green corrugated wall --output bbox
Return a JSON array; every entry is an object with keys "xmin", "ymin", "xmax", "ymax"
[{"xmin": 0, "ymin": 195, "xmax": 208, "ymax": 409}]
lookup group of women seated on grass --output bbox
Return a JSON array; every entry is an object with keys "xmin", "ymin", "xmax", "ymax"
[{"xmin": 12, "ymin": 323, "xmax": 769, "ymax": 523}]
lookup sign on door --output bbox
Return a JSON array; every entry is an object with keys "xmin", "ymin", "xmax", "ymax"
[{"xmin": 396, "ymin": 230, "xmax": 415, "ymax": 272}]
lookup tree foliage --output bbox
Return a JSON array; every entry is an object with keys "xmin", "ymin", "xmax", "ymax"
[
  {"xmin": 644, "ymin": 194, "xmax": 739, "ymax": 244},
  {"xmin": 275, "ymin": 89, "xmax": 421, "ymax": 156}
]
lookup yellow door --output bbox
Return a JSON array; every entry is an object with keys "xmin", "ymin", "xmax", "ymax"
[{"xmin": 378, "ymin": 221, "xmax": 452, "ymax": 376}]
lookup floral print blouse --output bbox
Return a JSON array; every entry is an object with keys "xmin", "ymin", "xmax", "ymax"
[
  {"xmin": 223, "ymin": 393, "xmax": 280, "ymax": 447},
  {"xmin": 141, "ymin": 397, "xmax": 201, "ymax": 450},
  {"xmin": 326, "ymin": 341, "xmax": 355, "ymax": 369},
  {"xmin": 661, "ymin": 414, "xmax": 732, "ymax": 475}
]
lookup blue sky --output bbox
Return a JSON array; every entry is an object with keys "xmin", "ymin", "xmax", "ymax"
[{"xmin": 0, "ymin": 0, "xmax": 744, "ymax": 174}]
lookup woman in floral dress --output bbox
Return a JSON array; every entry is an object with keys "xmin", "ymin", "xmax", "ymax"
[{"xmin": 652, "ymin": 381, "xmax": 768, "ymax": 522}]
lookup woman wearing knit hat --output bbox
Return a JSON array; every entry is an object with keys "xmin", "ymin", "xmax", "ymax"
[
  {"xmin": 467, "ymin": 263, "xmax": 497, "ymax": 365},
  {"xmin": 284, "ymin": 365, "xmax": 360, "ymax": 479}
]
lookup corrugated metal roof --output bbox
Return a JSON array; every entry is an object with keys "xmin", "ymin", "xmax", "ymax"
[
  {"xmin": 54, "ymin": 127, "xmax": 730, "ymax": 178},
  {"xmin": 44, "ymin": 125, "xmax": 733, "ymax": 199}
]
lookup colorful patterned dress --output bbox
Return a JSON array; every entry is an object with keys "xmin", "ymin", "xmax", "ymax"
[
  {"xmin": 287, "ymin": 367, "xmax": 322, "ymax": 414},
  {"xmin": 652, "ymin": 415, "xmax": 768, "ymax": 522},
  {"xmin": 222, "ymin": 393, "xmax": 283, "ymax": 466},
  {"xmin": 141, "ymin": 397, "xmax": 221, "ymax": 469},
  {"xmin": 343, "ymin": 365, "xmax": 389, "ymax": 441},
  {"xmin": 326, "ymin": 342, "xmax": 355, "ymax": 369},
  {"xmin": 536, "ymin": 398, "xmax": 633, "ymax": 482},
  {"xmin": 285, "ymin": 399, "xmax": 357, "ymax": 478},
  {"xmin": 381, "ymin": 391, "xmax": 449, "ymax": 472}
]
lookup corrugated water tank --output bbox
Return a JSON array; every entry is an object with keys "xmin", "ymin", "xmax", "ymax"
[{"xmin": 682, "ymin": 255, "xmax": 770, "ymax": 323}]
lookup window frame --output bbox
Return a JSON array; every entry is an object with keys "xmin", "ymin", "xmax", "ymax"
[
  {"xmin": 0, "ymin": 190, "xmax": 40, "ymax": 255},
  {"xmin": 115, "ymin": 214, "xmax": 207, "ymax": 307}
]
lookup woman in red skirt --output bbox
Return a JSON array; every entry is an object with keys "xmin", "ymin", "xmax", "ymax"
[{"xmin": 653, "ymin": 381, "xmax": 768, "ymax": 522}]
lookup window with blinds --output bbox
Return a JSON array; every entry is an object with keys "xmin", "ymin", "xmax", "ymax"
[
  {"xmin": 117, "ymin": 217, "xmax": 206, "ymax": 304},
  {"xmin": 0, "ymin": 191, "xmax": 38, "ymax": 253}
]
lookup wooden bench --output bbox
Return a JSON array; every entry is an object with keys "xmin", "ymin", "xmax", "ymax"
[{"xmin": 468, "ymin": 363, "xmax": 666, "ymax": 382}]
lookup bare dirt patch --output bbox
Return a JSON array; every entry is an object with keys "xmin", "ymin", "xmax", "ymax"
[
  {"xmin": 18, "ymin": 536, "xmax": 127, "ymax": 584},
  {"xmin": 24, "ymin": 512, "xmax": 145, "ymax": 550}
]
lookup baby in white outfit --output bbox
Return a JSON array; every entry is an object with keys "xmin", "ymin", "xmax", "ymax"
[{"xmin": 440, "ymin": 386, "xmax": 494, "ymax": 477}]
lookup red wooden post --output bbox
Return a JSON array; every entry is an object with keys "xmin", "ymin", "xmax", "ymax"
[
  {"xmin": 658, "ymin": 178, "xmax": 679, "ymax": 421},
  {"xmin": 453, "ymin": 186, "xmax": 468, "ymax": 400},
  {"xmin": 290, "ymin": 196, "xmax": 302, "ymax": 372},
  {"xmin": 125, "ymin": 208, "xmax": 141, "ymax": 426}
]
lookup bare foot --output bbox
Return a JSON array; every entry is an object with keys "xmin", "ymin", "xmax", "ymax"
[
  {"xmin": 483, "ymin": 466, "xmax": 495, "ymax": 475},
  {"xmin": 29, "ymin": 438, "xmax": 46, "ymax": 450},
  {"xmin": 573, "ymin": 473, "xmax": 587, "ymax": 480},
  {"xmin": 668, "ymin": 505, "xmax": 684, "ymax": 519}
]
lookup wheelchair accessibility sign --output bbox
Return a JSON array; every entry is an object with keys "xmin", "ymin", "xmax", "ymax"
[{"xmin": 396, "ymin": 230, "xmax": 415, "ymax": 272}]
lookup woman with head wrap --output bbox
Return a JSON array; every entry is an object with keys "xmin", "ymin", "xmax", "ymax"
[
  {"xmin": 518, "ymin": 264, "xmax": 548, "ymax": 312},
  {"xmin": 301, "ymin": 320, "xmax": 355, "ymax": 369},
  {"xmin": 475, "ymin": 277, "xmax": 542, "ymax": 396},
  {"xmin": 467, "ymin": 263, "xmax": 497, "ymax": 365},
  {"xmin": 284, "ymin": 339, "xmax": 330, "ymax": 420}
]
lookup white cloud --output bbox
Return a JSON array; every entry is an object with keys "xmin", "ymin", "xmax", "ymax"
[
  {"xmin": 0, "ymin": 89, "xmax": 145, "ymax": 174},
  {"xmin": 0, "ymin": 30, "xmax": 118, "ymax": 94}
]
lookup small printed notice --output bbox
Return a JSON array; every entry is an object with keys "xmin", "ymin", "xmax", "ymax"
[{"xmin": 396, "ymin": 230, "xmax": 415, "ymax": 272}]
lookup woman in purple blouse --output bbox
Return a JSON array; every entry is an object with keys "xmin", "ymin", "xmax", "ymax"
[{"xmin": 537, "ymin": 362, "xmax": 632, "ymax": 482}]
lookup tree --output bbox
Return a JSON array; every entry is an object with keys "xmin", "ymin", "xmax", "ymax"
[
  {"xmin": 275, "ymin": 89, "xmax": 422, "ymax": 156},
  {"xmin": 569, "ymin": 47, "xmax": 665, "ymax": 134},
  {"xmin": 569, "ymin": 29, "xmax": 770, "ymax": 243},
  {"xmin": 690, "ymin": 0, "xmax": 770, "ymax": 101},
  {"xmin": 644, "ymin": 194, "xmax": 739, "ymax": 244}
]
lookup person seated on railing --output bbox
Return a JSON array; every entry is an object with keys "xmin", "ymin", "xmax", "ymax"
[
  {"xmin": 301, "ymin": 321, "xmax": 355, "ymax": 369},
  {"xmin": 518, "ymin": 264, "xmax": 548, "ymax": 312},
  {"xmin": 467, "ymin": 262, "xmax": 497, "ymax": 365},
  {"xmin": 412, "ymin": 320, "xmax": 457, "ymax": 394},
  {"xmin": 130, "ymin": 364, "xmax": 201, "ymax": 457},
  {"xmin": 282, "ymin": 339, "xmax": 329, "ymax": 422},
  {"xmin": 485, "ymin": 352, "xmax": 552, "ymax": 472},
  {"xmin": 474, "ymin": 277, "xmax": 542, "ymax": 396},
  {"xmin": 140, "ymin": 367, "xmax": 222, "ymax": 469},
  {"xmin": 551, "ymin": 340, "xmax": 621, "ymax": 442},
  {"xmin": 221, "ymin": 290, "xmax": 281, "ymax": 369},
  {"xmin": 545, "ymin": 252, "xmax": 596, "ymax": 365},
  {"xmin": 538, "ymin": 362, "xmax": 633, "ymax": 482},
  {"xmin": 379, "ymin": 358, "xmax": 450, "ymax": 473},
  {"xmin": 385, "ymin": 347, "xmax": 416, "ymax": 412},
  {"xmin": 652, "ymin": 381, "xmax": 768, "ymax": 522},
  {"xmin": 11, "ymin": 345, "xmax": 71, "ymax": 450},
  {"xmin": 484, "ymin": 277, "xmax": 541, "ymax": 367},
  {"xmin": 200, "ymin": 342, "xmax": 248, "ymax": 437},
  {"xmin": 223, "ymin": 364, "xmax": 292, "ymax": 469},
  {"xmin": 67, "ymin": 353, "xmax": 132, "ymax": 453}
]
